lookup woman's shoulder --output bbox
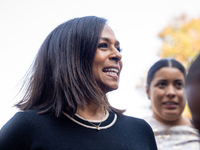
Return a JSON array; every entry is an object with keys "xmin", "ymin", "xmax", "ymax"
[
  {"xmin": 0, "ymin": 110, "xmax": 38, "ymax": 149},
  {"xmin": 143, "ymin": 115, "xmax": 162, "ymax": 128},
  {"xmin": 7, "ymin": 109, "xmax": 41, "ymax": 123},
  {"xmin": 1, "ymin": 110, "xmax": 40, "ymax": 132},
  {"xmin": 173, "ymin": 124, "xmax": 200, "ymax": 136},
  {"xmin": 118, "ymin": 114, "xmax": 152, "ymax": 129},
  {"xmin": 119, "ymin": 114, "xmax": 147, "ymax": 122},
  {"xmin": 117, "ymin": 114, "xmax": 157, "ymax": 147},
  {"xmin": 16, "ymin": 109, "xmax": 40, "ymax": 116},
  {"xmin": 0, "ymin": 109, "xmax": 46, "ymax": 133}
]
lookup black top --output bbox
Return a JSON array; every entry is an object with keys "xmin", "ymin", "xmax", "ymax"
[{"xmin": 0, "ymin": 110, "xmax": 157, "ymax": 150}]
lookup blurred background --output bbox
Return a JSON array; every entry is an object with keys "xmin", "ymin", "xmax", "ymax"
[{"xmin": 0, "ymin": 0, "xmax": 200, "ymax": 128}]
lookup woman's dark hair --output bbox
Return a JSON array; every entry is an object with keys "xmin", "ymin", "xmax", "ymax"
[
  {"xmin": 146, "ymin": 58, "xmax": 186, "ymax": 90},
  {"xmin": 16, "ymin": 16, "xmax": 124, "ymax": 117}
]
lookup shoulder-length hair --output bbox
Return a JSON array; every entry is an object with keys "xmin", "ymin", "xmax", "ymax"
[{"xmin": 16, "ymin": 16, "xmax": 124, "ymax": 117}]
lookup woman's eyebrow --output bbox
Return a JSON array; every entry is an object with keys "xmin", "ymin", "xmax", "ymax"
[
  {"xmin": 154, "ymin": 79, "xmax": 167, "ymax": 85},
  {"xmin": 157, "ymin": 79, "xmax": 167, "ymax": 82},
  {"xmin": 174, "ymin": 79, "xmax": 184, "ymax": 82},
  {"xmin": 100, "ymin": 37, "xmax": 120, "ymax": 45}
]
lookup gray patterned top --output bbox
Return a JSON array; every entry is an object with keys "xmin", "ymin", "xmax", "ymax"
[{"xmin": 144, "ymin": 116, "xmax": 200, "ymax": 150}]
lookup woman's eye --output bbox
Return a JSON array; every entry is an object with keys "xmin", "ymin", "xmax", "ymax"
[
  {"xmin": 116, "ymin": 47, "xmax": 122, "ymax": 52},
  {"xmin": 175, "ymin": 82, "xmax": 183, "ymax": 88},
  {"xmin": 98, "ymin": 43, "xmax": 108, "ymax": 49},
  {"xmin": 98, "ymin": 43, "xmax": 122, "ymax": 52},
  {"xmin": 157, "ymin": 82, "xmax": 166, "ymax": 88}
]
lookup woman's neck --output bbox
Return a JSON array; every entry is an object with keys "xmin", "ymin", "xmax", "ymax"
[
  {"xmin": 76, "ymin": 103, "xmax": 105, "ymax": 120},
  {"xmin": 153, "ymin": 115, "xmax": 192, "ymax": 126}
]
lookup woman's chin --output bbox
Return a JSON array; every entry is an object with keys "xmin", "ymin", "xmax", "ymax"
[{"xmin": 104, "ymin": 86, "xmax": 119, "ymax": 93}]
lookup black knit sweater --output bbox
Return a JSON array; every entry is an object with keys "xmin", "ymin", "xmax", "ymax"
[{"xmin": 0, "ymin": 110, "xmax": 157, "ymax": 150}]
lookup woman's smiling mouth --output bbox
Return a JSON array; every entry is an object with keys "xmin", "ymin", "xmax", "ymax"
[
  {"xmin": 103, "ymin": 67, "xmax": 119, "ymax": 78},
  {"xmin": 163, "ymin": 101, "xmax": 178, "ymax": 109}
]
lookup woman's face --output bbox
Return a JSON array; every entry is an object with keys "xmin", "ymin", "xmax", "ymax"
[
  {"xmin": 147, "ymin": 67, "xmax": 186, "ymax": 123},
  {"xmin": 92, "ymin": 24, "xmax": 122, "ymax": 93}
]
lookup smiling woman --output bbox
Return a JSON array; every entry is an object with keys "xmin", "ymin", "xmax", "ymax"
[
  {"xmin": 93, "ymin": 25, "xmax": 122, "ymax": 93},
  {"xmin": 144, "ymin": 58, "xmax": 200, "ymax": 149},
  {"xmin": 0, "ymin": 16, "xmax": 157, "ymax": 150}
]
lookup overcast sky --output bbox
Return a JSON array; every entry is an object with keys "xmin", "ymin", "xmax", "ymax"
[{"xmin": 0, "ymin": 0, "xmax": 200, "ymax": 128}]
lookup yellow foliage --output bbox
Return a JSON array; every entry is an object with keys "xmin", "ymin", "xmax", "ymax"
[
  {"xmin": 158, "ymin": 14, "xmax": 200, "ymax": 68},
  {"xmin": 182, "ymin": 103, "xmax": 192, "ymax": 119}
]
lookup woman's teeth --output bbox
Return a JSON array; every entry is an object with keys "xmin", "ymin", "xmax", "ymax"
[
  {"xmin": 104, "ymin": 68, "xmax": 118, "ymax": 73},
  {"xmin": 106, "ymin": 72, "xmax": 117, "ymax": 75},
  {"xmin": 103, "ymin": 68, "xmax": 119, "ymax": 76},
  {"xmin": 163, "ymin": 102, "xmax": 177, "ymax": 105}
]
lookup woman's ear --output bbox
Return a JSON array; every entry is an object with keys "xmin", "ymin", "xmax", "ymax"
[{"xmin": 146, "ymin": 86, "xmax": 150, "ymax": 99}]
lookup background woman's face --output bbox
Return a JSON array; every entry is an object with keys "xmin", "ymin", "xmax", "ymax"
[
  {"xmin": 147, "ymin": 67, "xmax": 185, "ymax": 123},
  {"xmin": 92, "ymin": 24, "xmax": 122, "ymax": 93}
]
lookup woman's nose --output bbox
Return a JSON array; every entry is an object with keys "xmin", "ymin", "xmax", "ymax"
[
  {"xmin": 166, "ymin": 85, "xmax": 176, "ymax": 98},
  {"xmin": 109, "ymin": 47, "xmax": 122, "ymax": 62}
]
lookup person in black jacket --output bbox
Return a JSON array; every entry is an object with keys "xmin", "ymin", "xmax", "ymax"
[
  {"xmin": 0, "ymin": 16, "xmax": 157, "ymax": 150},
  {"xmin": 186, "ymin": 53, "xmax": 200, "ymax": 134}
]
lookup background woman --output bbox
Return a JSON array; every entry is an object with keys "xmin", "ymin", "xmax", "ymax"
[
  {"xmin": 0, "ymin": 16, "xmax": 157, "ymax": 150},
  {"xmin": 144, "ymin": 58, "xmax": 200, "ymax": 149}
]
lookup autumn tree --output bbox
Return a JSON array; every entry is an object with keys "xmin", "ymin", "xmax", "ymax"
[{"xmin": 158, "ymin": 14, "xmax": 200, "ymax": 68}]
